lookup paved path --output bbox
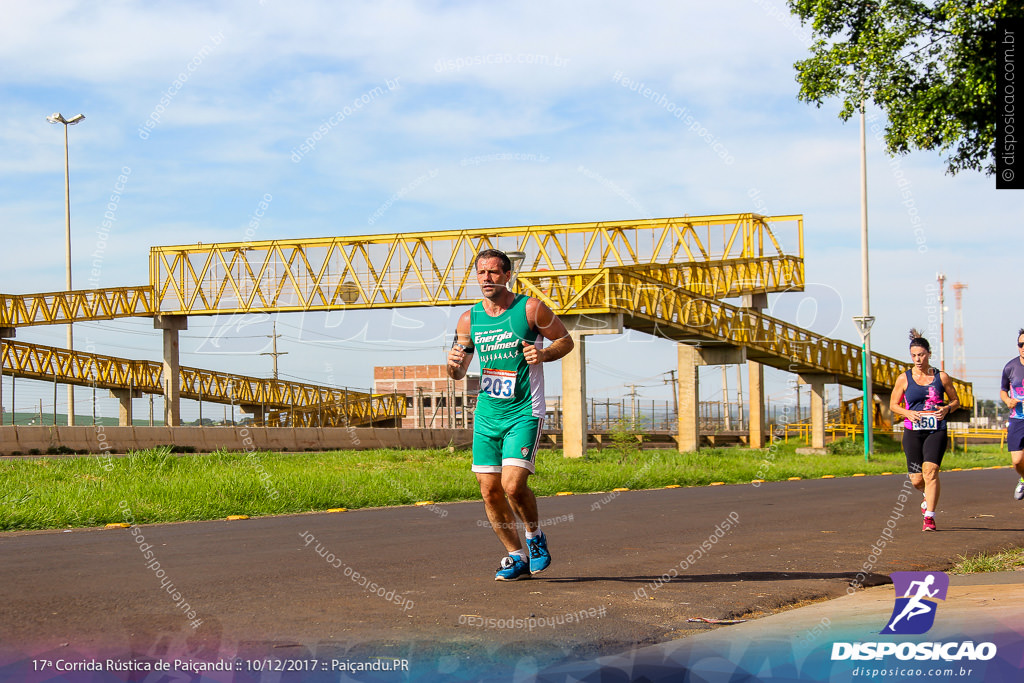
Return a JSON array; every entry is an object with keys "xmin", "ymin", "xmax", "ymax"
[{"xmin": 2, "ymin": 467, "xmax": 1023, "ymax": 680}]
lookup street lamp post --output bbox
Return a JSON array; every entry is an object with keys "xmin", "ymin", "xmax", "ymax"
[
  {"xmin": 853, "ymin": 315, "xmax": 875, "ymax": 461},
  {"xmin": 858, "ymin": 92, "xmax": 873, "ymax": 456},
  {"xmin": 47, "ymin": 112, "xmax": 85, "ymax": 427}
]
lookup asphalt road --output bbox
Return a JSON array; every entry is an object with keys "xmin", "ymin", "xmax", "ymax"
[{"xmin": 2, "ymin": 467, "xmax": 1023, "ymax": 679}]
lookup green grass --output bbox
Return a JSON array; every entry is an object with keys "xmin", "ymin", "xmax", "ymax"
[
  {"xmin": 0, "ymin": 441, "xmax": 1010, "ymax": 531},
  {"xmin": 950, "ymin": 548, "xmax": 1024, "ymax": 574}
]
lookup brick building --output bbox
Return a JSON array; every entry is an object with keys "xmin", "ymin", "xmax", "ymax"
[{"xmin": 373, "ymin": 365, "xmax": 480, "ymax": 429}]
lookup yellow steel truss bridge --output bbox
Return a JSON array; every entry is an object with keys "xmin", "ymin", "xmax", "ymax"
[
  {"xmin": 0, "ymin": 213, "xmax": 971, "ymax": 436},
  {"xmin": 515, "ymin": 265, "xmax": 972, "ymax": 407},
  {"xmin": 0, "ymin": 339, "xmax": 403, "ymax": 427}
]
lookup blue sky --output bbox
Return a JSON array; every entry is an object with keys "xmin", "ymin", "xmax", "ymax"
[{"xmin": 0, "ymin": 0, "xmax": 1016, "ymax": 421}]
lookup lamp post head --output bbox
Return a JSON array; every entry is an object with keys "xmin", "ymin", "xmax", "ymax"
[
  {"xmin": 506, "ymin": 250, "xmax": 526, "ymax": 285},
  {"xmin": 852, "ymin": 315, "xmax": 876, "ymax": 342},
  {"xmin": 46, "ymin": 113, "xmax": 85, "ymax": 125}
]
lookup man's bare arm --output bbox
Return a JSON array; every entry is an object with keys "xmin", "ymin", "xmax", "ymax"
[
  {"xmin": 524, "ymin": 298, "xmax": 574, "ymax": 364},
  {"xmin": 447, "ymin": 310, "xmax": 474, "ymax": 379}
]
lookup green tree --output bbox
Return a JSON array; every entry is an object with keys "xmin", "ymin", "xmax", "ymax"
[
  {"xmin": 788, "ymin": 0, "xmax": 1021, "ymax": 175},
  {"xmin": 976, "ymin": 398, "xmax": 1003, "ymax": 420},
  {"xmin": 609, "ymin": 416, "xmax": 644, "ymax": 463}
]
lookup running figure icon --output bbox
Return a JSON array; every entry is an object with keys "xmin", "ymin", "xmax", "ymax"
[
  {"xmin": 886, "ymin": 575, "xmax": 939, "ymax": 631},
  {"xmin": 880, "ymin": 571, "xmax": 950, "ymax": 635}
]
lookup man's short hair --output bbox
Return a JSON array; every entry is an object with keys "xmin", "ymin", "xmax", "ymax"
[{"xmin": 475, "ymin": 249, "xmax": 511, "ymax": 273}]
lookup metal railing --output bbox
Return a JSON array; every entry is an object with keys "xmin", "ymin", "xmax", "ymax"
[{"xmin": 774, "ymin": 422, "xmax": 1007, "ymax": 449}]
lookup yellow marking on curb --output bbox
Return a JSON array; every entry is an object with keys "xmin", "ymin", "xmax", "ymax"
[
  {"xmin": 710, "ymin": 482, "xmax": 725, "ymax": 486},
  {"xmin": 415, "ymin": 501, "xmax": 435, "ymax": 506},
  {"xmin": 226, "ymin": 515, "xmax": 249, "ymax": 520},
  {"xmin": 665, "ymin": 485, "xmax": 681, "ymax": 488},
  {"xmin": 612, "ymin": 487, "xmax": 630, "ymax": 492},
  {"xmin": 821, "ymin": 475, "xmax": 835, "ymax": 479},
  {"xmin": 852, "ymin": 473, "xmax": 866, "ymax": 477},
  {"xmin": 105, "ymin": 523, "xmax": 130, "ymax": 529},
  {"xmin": 327, "ymin": 508, "xmax": 348, "ymax": 513},
  {"xmin": 949, "ymin": 468, "xmax": 963, "ymax": 471},
  {"xmin": 971, "ymin": 467, "xmax": 983, "ymax": 470},
  {"xmin": 751, "ymin": 479, "xmax": 765, "ymax": 484},
  {"xmin": 787, "ymin": 477, "xmax": 801, "ymax": 481},
  {"xmin": 881, "ymin": 472, "xmax": 893, "ymax": 475},
  {"xmin": 556, "ymin": 492, "xmax": 574, "ymax": 496}
]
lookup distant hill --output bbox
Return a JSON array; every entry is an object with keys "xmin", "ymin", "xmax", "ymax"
[{"xmin": 1, "ymin": 412, "xmax": 163, "ymax": 427}]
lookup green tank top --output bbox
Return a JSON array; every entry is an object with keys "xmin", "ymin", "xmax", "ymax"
[{"xmin": 470, "ymin": 294, "xmax": 545, "ymax": 419}]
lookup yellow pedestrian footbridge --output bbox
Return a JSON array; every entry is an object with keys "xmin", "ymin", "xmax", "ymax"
[
  {"xmin": 0, "ymin": 338, "xmax": 403, "ymax": 427},
  {"xmin": 0, "ymin": 213, "xmax": 971, "ymax": 445}
]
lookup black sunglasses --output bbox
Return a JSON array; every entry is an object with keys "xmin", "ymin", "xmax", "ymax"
[{"xmin": 1019, "ymin": 342, "xmax": 1024, "ymax": 348}]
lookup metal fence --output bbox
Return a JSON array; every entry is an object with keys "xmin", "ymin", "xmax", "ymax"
[{"xmin": 544, "ymin": 398, "xmax": 761, "ymax": 433}]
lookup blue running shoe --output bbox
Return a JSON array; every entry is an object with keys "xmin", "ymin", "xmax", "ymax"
[
  {"xmin": 1015, "ymin": 479, "xmax": 1024, "ymax": 501},
  {"xmin": 526, "ymin": 533, "xmax": 551, "ymax": 574},
  {"xmin": 495, "ymin": 555, "xmax": 531, "ymax": 581}
]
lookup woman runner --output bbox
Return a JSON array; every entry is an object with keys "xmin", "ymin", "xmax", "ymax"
[{"xmin": 889, "ymin": 329, "xmax": 961, "ymax": 531}]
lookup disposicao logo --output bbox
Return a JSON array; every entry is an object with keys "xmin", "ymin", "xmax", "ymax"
[
  {"xmin": 831, "ymin": 571, "xmax": 997, "ymax": 662},
  {"xmin": 881, "ymin": 571, "xmax": 949, "ymax": 635}
]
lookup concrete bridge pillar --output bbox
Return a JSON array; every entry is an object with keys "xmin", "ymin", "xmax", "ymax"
[
  {"xmin": 876, "ymin": 396, "xmax": 894, "ymax": 430},
  {"xmin": 560, "ymin": 313, "xmax": 623, "ymax": 458},
  {"xmin": 109, "ymin": 388, "xmax": 142, "ymax": 426},
  {"xmin": 0, "ymin": 327, "xmax": 13, "ymax": 427},
  {"xmin": 245, "ymin": 405, "xmax": 266, "ymax": 427},
  {"xmin": 154, "ymin": 315, "xmax": 187, "ymax": 427},
  {"xmin": 748, "ymin": 361, "xmax": 766, "ymax": 448},
  {"xmin": 798, "ymin": 373, "xmax": 836, "ymax": 450},
  {"xmin": 741, "ymin": 293, "xmax": 768, "ymax": 448},
  {"xmin": 677, "ymin": 345, "xmax": 745, "ymax": 452}
]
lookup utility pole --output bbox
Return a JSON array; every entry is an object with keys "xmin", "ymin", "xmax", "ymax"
[
  {"xmin": 664, "ymin": 370, "xmax": 677, "ymax": 419},
  {"xmin": 795, "ymin": 377, "xmax": 801, "ymax": 422},
  {"xmin": 735, "ymin": 364, "xmax": 745, "ymax": 431},
  {"xmin": 626, "ymin": 383, "xmax": 640, "ymax": 428},
  {"xmin": 937, "ymin": 272, "xmax": 946, "ymax": 371},
  {"xmin": 261, "ymin": 321, "xmax": 288, "ymax": 380},
  {"xmin": 720, "ymin": 366, "xmax": 732, "ymax": 430}
]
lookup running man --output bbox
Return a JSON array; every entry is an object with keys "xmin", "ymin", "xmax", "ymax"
[
  {"xmin": 887, "ymin": 574, "xmax": 940, "ymax": 631},
  {"xmin": 999, "ymin": 328, "xmax": 1024, "ymax": 500},
  {"xmin": 889, "ymin": 330, "xmax": 960, "ymax": 531},
  {"xmin": 447, "ymin": 249, "xmax": 574, "ymax": 581}
]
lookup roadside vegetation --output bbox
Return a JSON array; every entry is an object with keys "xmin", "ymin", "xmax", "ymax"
[
  {"xmin": 950, "ymin": 548, "xmax": 1024, "ymax": 575},
  {"xmin": 0, "ymin": 441, "xmax": 1009, "ymax": 531}
]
